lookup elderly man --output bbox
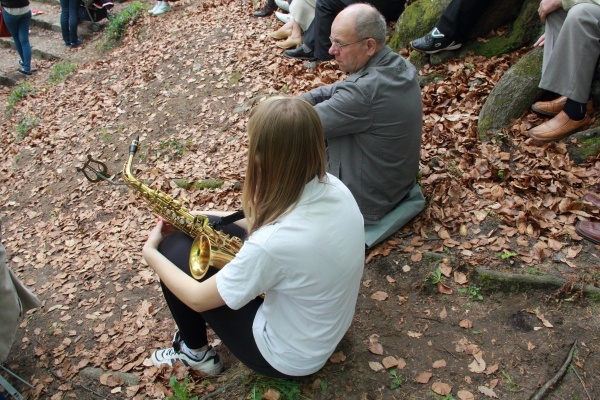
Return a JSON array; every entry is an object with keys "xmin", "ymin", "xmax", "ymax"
[
  {"xmin": 299, "ymin": 3, "xmax": 424, "ymax": 247},
  {"xmin": 528, "ymin": 0, "xmax": 599, "ymax": 141}
]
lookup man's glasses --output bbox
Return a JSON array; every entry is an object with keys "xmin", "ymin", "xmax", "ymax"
[{"xmin": 329, "ymin": 37, "xmax": 369, "ymax": 50}]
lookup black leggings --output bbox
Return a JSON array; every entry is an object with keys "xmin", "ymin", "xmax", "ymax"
[{"xmin": 157, "ymin": 220, "xmax": 293, "ymax": 378}]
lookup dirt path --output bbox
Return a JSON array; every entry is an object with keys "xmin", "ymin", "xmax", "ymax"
[{"xmin": 0, "ymin": 0, "xmax": 598, "ymax": 399}]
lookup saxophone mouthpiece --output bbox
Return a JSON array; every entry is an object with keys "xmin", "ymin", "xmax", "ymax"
[{"xmin": 129, "ymin": 136, "xmax": 139, "ymax": 155}]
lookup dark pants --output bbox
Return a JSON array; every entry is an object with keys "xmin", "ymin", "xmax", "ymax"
[
  {"xmin": 436, "ymin": 0, "xmax": 492, "ymax": 42},
  {"xmin": 304, "ymin": 0, "xmax": 404, "ymax": 61},
  {"xmin": 157, "ymin": 219, "xmax": 293, "ymax": 378},
  {"xmin": 60, "ymin": 0, "xmax": 79, "ymax": 45}
]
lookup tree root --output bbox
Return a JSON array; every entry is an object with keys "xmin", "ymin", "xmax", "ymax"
[
  {"xmin": 474, "ymin": 268, "xmax": 600, "ymax": 302},
  {"xmin": 529, "ymin": 340, "xmax": 577, "ymax": 400}
]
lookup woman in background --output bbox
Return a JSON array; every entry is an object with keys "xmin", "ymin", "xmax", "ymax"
[{"xmin": 1, "ymin": 0, "xmax": 35, "ymax": 74}]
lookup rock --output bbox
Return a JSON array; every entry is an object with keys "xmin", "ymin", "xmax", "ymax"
[
  {"xmin": 477, "ymin": 46, "xmax": 544, "ymax": 139},
  {"xmin": 566, "ymin": 128, "xmax": 600, "ymax": 164}
]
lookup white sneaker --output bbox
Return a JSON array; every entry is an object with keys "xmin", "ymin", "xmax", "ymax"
[
  {"xmin": 274, "ymin": 0, "xmax": 289, "ymax": 12},
  {"xmin": 275, "ymin": 11, "xmax": 292, "ymax": 23},
  {"xmin": 151, "ymin": 332, "xmax": 223, "ymax": 375},
  {"xmin": 152, "ymin": 2, "xmax": 171, "ymax": 15}
]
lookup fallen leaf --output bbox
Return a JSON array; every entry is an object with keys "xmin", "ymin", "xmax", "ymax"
[
  {"xmin": 459, "ymin": 319, "xmax": 473, "ymax": 329},
  {"xmin": 485, "ymin": 364, "xmax": 499, "ymax": 375},
  {"xmin": 432, "ymin": 382, "xmax": 452, "ymax": 395},
  {"xmin": 437, "ymin": 282, "xmax": 453, "ymax": 295},
  {"xmin": 368, "ymin": 334, "xmax": 384, "ymax": 355},
  {"xmin": 454, "ymin": 271, "xmax": 468, "ymax": 284},
  {"xmin": 457, "ymin": 390, "xmax": 475, "ymax": 400},
  {"xmin": 382, "ymin": 356, "xmax": 399, "ymax": 369},
  {"xmin": 415, "ymin": 371, "xmax": 433, "ymax": 384},
  {"xmin": 329, "ymin": 351, "xmax": 346, "ymax": 364},
  {"xmin": 407, "ymin": 331, "xmax": 422, "ymax": 338},
  {"xmin": 371, "ymin": 291, "xmax": 389, "ymax": 301},
  {"xmin": 368, "ymin": 361, "xmax": 384, "ymax": 372},
  {"xmin": 469, "ymin": 352, "xmax": 486, "ymax": 374},
  {"xmin": 262, "ymin": 388, "xmax": 281, "ymax": 400},
  {"xmin": 432, "ymin": 359, "xmax": 447, "ymax": 369},
  {"xmin": 478, "ymin": 385, "xmax": 499, "ymax": 398},
  {"xmin": 439, "ymin": 307, "xmax": 448, "ymax": 319}
]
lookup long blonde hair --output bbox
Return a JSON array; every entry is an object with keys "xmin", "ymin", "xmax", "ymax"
[{"xmin": 242, "ymin": 97, "xmax": 326, "ymax": 235}]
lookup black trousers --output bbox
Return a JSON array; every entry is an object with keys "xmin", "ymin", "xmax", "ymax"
[
  {"xmin": 303, "ymin": 0, "xmax": 405, "ymax": 61},
  {"xmin": 157, "ymin": 221, "xmax": 293, "ymax": 378},
  {"xmin": 436, "ymin": 0, "xmax": 492, "ymax": 42}
]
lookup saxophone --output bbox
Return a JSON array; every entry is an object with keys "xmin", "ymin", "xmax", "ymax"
[{"xmin": 121, "ymin": 136, "xmax": 243, "ymax": 280}]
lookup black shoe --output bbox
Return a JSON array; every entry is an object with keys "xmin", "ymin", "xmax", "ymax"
[
  {"xmin": 18, "ymin": 68, "xmax": 37, "ymax": 76},
  {"xmin": 253, "ymin": 5, "xmax": 276, "ymax": 17},
  {"xmin": 411, "ymin": 28, "xmax": 462, "ymax": 54},
  {"xmin": 284, "ymin": 44, "xmax": 316, "ymax": 60},
  {"xmin": 70, "ymin": 38, "xmax": 83, "ymax": 48}
]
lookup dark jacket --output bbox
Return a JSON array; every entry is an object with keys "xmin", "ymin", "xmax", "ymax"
[{"xmin": 0, "ymin": 0, "xmax": 30, "ymax": 8}]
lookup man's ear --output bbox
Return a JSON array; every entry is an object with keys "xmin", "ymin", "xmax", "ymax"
[{"xmin": 366, "ymin": 38, "xmax": 378, "ymax": 56}]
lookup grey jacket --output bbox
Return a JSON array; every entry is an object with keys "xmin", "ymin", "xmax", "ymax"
[
  {"xmin": 0, "ymin": 218, "xmax": 40, "ymax": 363},
  {"xmin": 301, "ymin": 46, "xmax": 423, "ymax": 224}
]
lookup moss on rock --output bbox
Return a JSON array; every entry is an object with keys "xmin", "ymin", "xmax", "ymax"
[{"xmin": 389, "ymin": 0, "xmax": 451, "ymax": 52}]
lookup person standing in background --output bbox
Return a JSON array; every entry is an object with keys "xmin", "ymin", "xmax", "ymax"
[
  {"xmin": 60, "ymin": 0, "xmax": 82, "ymax": 47},
  {"xmin": 1, "ymin": 0, "xmax": 35, "ymax": 74}
]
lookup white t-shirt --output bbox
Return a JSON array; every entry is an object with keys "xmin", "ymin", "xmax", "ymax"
[{"xmin": 216, "ymin": 173, "xmax": 365, "ymax": 376}]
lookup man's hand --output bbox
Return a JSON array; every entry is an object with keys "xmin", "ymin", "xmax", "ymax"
[
  {"xmin": 534, "ymin": 33, "xmax": 546, "ymax": 47},
  {"xmin": 538, "ymin": 0, "xmax": 562, "ymax": 23}
]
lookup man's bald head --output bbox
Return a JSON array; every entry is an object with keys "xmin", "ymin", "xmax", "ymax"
[{"xmin": 336, "ymin": 3, "xmax": 387, "ymax": 49}]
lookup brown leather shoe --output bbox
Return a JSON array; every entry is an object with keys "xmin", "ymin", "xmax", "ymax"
[
  {"xmin": 575, "ymin": 221, "xmax": 600, "ymax": 245},
  {"xmin": 582, "ymin": 193, "xmax": 600, "ymax": 209},
  {"xmin": 531, "ymin": 96, "xmax": 567, "ymax": 116},
  {"xmin": 528, "ymin": 111, "xmax": 590, "ymax": 142},
  {"xmin": 531, "ymin": 96, "xmax": 593, "ymax": 117}
]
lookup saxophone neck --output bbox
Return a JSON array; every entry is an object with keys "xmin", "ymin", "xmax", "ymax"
[{"xmin": 123, "ymin": 136, "xmax": 140, "ymax": 183}]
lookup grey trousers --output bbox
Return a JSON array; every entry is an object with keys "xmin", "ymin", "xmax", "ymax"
[{"xmin": 540, "ymin": 4, "xmax": 600, "ymax": 103}]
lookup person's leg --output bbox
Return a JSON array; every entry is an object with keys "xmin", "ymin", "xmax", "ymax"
[
  {"xmin": 436, "ymin": 0, "xmax": 492, "ymax": 43},
  {"xmin": 539, "ymin": 4, "xmax": 600, "ymax": 103},
  {"xmin": 68, "ymin": 0, "xmax": 80, "ymax": 45},
  {"xmin": 156, "ymin": 230, "xmax": 291, "ymax": 378},
  {"xmin": 201, "ymin": 299, "xmax": 293, "ymax": 378},
  {"xmin": 529, "ymin": 5, "xmax": 600, "ymax": 141},
  {"xmin": 312, "ymin": 0, "xmax": 347, "ymax": 61},
  {"xmin": 253, "ymin": 0, "xmax": 277, "ymax": 17},
  {"xmin": 1, "ymin": 11, "xmax": 24, "ymax": 63},
  {"xmin": 411, "ymin": 0, "xmax": 491, "ymax": 53},
  {"xmin": 17, "ymin": 12, "xmax": 32, "ymax": 71},
  {"xmin": 157, "ymin": 232, "xmax": 210, "ymax": 348},
  {"xmin": 60, "ymin": 0, "xmax": 71, "ymax": 45}
]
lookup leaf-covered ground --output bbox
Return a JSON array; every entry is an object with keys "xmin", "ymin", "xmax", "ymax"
[{"xmin": 0, "ymin": 0, "xmax": 598, "ymax": 399}]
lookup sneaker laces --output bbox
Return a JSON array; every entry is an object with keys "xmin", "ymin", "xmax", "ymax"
[{"xmin": 431, "ymin": 27, "xmax": 445, "ymax": 38}]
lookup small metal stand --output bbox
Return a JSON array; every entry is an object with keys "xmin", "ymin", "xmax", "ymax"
[{"xmin": 0, "ymin": 365, "xmax": 34, "ymax": 400}]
